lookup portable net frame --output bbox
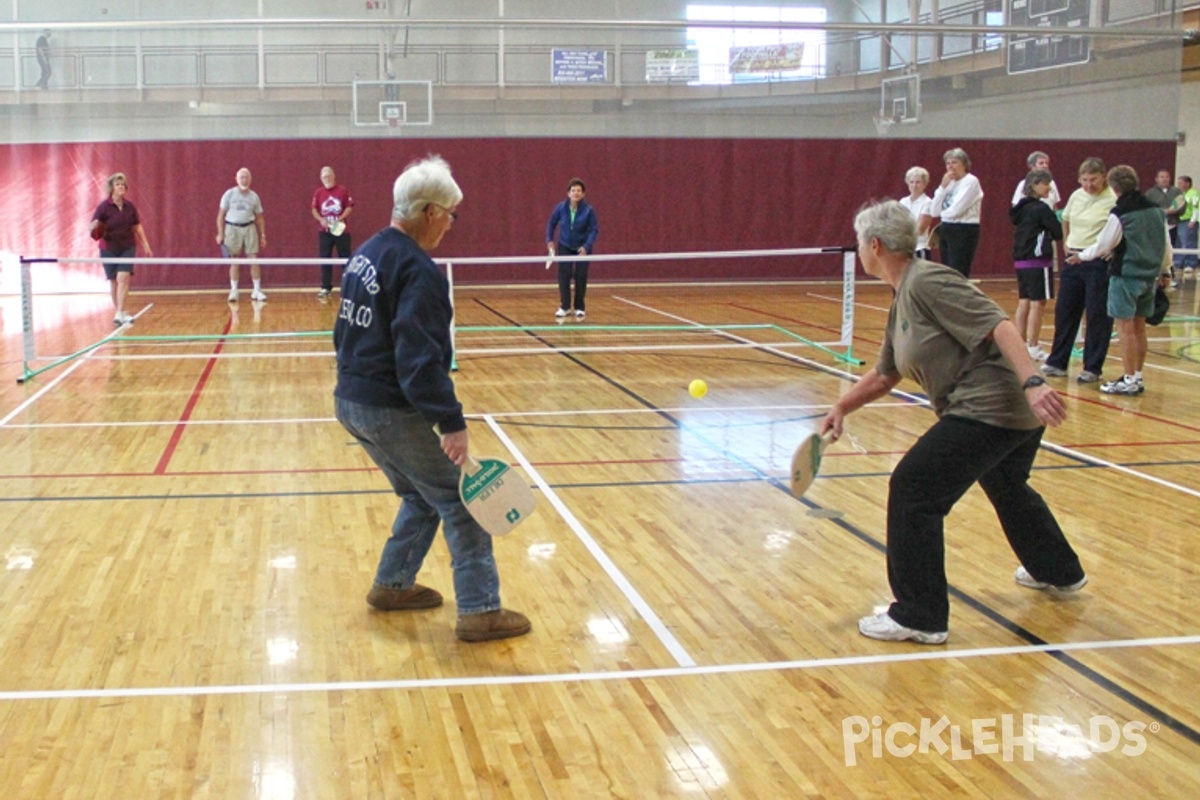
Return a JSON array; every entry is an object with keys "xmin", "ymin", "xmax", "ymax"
[{"xmin": 14, "ymin": 247, "xmax": 860, "ymax": 383}]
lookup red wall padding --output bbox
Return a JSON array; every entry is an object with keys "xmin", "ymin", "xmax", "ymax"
[{"xmin": 2, "ymin": 137, "xmax": 1175, "ymax": 289}]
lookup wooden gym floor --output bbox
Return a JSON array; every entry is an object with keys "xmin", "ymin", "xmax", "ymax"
[{"xmin": 0, "ymin": 276, "xmax": 1197, "ymax": 799}]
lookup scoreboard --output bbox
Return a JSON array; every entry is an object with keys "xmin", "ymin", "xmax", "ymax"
[{"xmin": 1007, "ymin": 0, "xmax": 1091, "ymax": 75}]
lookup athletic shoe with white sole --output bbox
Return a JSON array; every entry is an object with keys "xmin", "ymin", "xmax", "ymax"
[
  {"xmin": 857, "ymin": 612, "xmax": 947, "ymax": 644},
  {"xmin": 555, "ymin": 307, "xmax": 567, "ymax": 318},
  {"xmin": 317, "ymin": 289, "xmax": 330, "ymax": 303},
  {"xmin": 1014, "ymin": 566, "xmax": 1088, "ymax": 593},
  {"xmin": 575, "ymin": 310, "xmax": 585, "ymax": 320},
  {"xmin": 228, "ymin": 289, "xmax": 238, "ymax": 303},
  {"xmin": 1099, "ymin": 375, "xmax": 1143, "ymax": 395},
  {"xmin": 1041, "ymin": 364, "xmax": 1068, "ymax": 377},
  {"xmin": 251, "ymin": 289, "xmax": 268, "ymax": 302},
  {"xmin": 1076, "ymin": 370, "xmax": 1100, "ymax": 384}
]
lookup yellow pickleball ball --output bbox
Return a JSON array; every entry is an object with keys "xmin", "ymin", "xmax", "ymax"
[{"xmin": 689, "ymin": 379, "xmax": 708, "ymax": 399}]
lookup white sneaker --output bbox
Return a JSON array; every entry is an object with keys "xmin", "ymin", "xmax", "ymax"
[
  {"xmin": 251, "ymin": 289, "xmax": 267, "ymax": 302},
  {"xmin": 555, "ymin": 308, "xmax": 567, "ymax": 318},
  {"xmin": 317, "ymin": 289, "xmax": 330, "ymax": 303},
  {"xmin": 228, "ymin": 289, "xmax": 238, "ymax": 303},
  {"xmin": 1014, "ymin": 566, "xmax": 1088, "ymax": 593},
  {"xmin": 857, "ymin": 611, "xmax": 947, "ymax": 644},
  {"xmin": 113, "ymin": 313, "xmax": 133, "ymax": 326},
  {"xmin": 575, "ymin": 310, "xmax": 585, "ymax": 320},
  {"xmin": 1027, "ymin": 345, "xmax": 1046, "ymax": 361}
]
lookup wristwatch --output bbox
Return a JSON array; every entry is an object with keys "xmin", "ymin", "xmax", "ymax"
[{"xmin": 1022, "ymin": 375, "xmax": 1047, "ymax": 390}]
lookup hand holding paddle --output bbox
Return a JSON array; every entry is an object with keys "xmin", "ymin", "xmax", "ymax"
[
  {"xmin": 790, "ymin": 430, "xmax": 836, "ymax": 498},
  {"xmin": 459, "ymin": 455, "xmax": 538, "ymax": 537}
]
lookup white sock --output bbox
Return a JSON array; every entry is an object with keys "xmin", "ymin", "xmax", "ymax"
[
  {"xmin": 1133, "ymin": 371, "xmax": 1142, "ymax": 381},
  {"xmin": 253, "ymin": 279, "xmax": 262, "ymax": 291},
  {"xmin": 230, "ymin": 280, "xmax": 238, "ymax": 291}
]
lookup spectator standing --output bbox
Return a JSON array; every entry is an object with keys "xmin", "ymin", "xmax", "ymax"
[
  {"xmin": 1010, "ymin": 169, "xmax": 1063, "ymax": 361},
  {"xmin": 1070, "ymin": 166, "xmax": 1173, "ymax": 396},
  {"xmin": 35, "ymin": 30, "xmax": 51, "ymax": 89},
  {"xmin": 1172, "ymin": 175, "xmax": 1199, "ymax": 284},
  {"xmin": 899, "ymin": 166, "xmax": 934, "ymax": 260},
  {"xmin": 930, "ymin": 148, "xmax": 984, "ymax": 277},
  {"xmin": 1041, "ymin": 158, "xmax": 1116, "ymax": 385}
]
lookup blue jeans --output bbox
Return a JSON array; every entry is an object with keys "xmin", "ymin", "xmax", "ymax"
[
  {"xmin": 334, "ymin": 397, "xmax": 501, "ymax": 615},
  {"xmin": 1175, "ymin": 221, "xmax": 1197, "ymax": 270}
]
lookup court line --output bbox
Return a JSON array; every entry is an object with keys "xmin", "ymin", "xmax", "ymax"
[
  {"xmin": 0, "ymin": 634, "xmax": 1195, "ymax": 705},
  {"xmin": 1040, "ymin": 440, "xmax": 1200, "ymax": 499},
  {"xmin": 0, "ymin": 343, "xmax": 99, "ymax": 427},
  {"xmin": 153, "ymin": 317, "xmax": 233, "ymax": 475},
  {"xmin": 618, "ymin": 296, "xmax": 1200, "ymax": 498},
  {"xmin": 0, "ymin": 403, "xmax": 916, "ymax": 429},
  {"xmin": 483, "ymin": 414, "xmax": 696, "ymax": 668}
]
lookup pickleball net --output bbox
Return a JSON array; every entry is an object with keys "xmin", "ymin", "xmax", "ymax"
[{"xmin": 12, "ymin": 247, "xmax": 860, "ymax": 383}]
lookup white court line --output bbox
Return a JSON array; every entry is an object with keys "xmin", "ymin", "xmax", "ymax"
[
  {"xmin": 1, "ymin": 356, "xmax": 94, "ymax": 427},
  {"xmin": 614, "ymin": 295, "xmax": 1200, "ymax": 500},
  {"xmin": 1, "ymin": 633, "xmax": 1195, "ymax": 703},
  {"xmin": 806, "ymin": 290, "xmax": 892, "ymax": 314},
  {"xmin": 0, "ymin": 404, "xmax": 921, "ymax": 430},
  {"xmin": 483, "ymin": 414, "xmax": 696, "ymax": 668},
  {"xmin": 1040, "ymin": 440, "xmax": 1200, "ymax": 500},
  {"xmin": 1145, "ymin": 361, "xmax": 1200, "ymax": 379}
]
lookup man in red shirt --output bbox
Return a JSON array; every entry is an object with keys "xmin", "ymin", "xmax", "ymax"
[{"xmin": 311, "ymin": 166, "xmax": 354, "ymax": 302}]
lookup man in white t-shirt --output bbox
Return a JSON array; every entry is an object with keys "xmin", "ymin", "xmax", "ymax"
[{"xmin": 216, "ymin": 168, "xmax": 267, "ymax": 302}]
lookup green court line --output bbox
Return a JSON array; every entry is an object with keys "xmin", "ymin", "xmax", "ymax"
[{"xmin": 21, "ymin": 323, "xmax": 862, "ymax": 383}]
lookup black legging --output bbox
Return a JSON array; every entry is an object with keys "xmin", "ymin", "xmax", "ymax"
[{"xmin": 937, "ymin": 222, "xmax": 980, "ymax": 278}]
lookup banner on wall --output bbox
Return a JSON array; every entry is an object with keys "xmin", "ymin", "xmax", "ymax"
[
  {"xmin": 646, "ymin": 49, "xmax": 700, "ymax": 83},
  {"xmin": 728, "ymin": 43, "xmax": 804, "ymax": 74},
  {"xmin": 551, "ymin": 50, "xmax": 608, "ymax": 83}
]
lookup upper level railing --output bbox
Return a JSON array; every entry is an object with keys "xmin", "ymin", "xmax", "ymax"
[{"xmin": 0, "ymin": 2, "xmax": 1191, "ymax": 95}]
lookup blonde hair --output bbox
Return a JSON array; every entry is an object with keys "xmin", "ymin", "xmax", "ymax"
[{"xmin": 106, "ymin": 172, "xmax": 127, "ymax": 196}]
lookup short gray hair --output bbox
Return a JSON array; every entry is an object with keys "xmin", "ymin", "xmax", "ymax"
[
  {"xmin": 854, "ymin": 199, "xmax": 917, "ymax": 257},
  {"xmin": 905, "ymin": 166, "xmax": 929, "ymax": 184},
  {"xmin": 392, "ymin": 155, "xmax": 463, "ymax": 222},
  {"xmin": 943, "ymin": 148, "xmax": 971, "ymax": 171},
  {"xmin": 1026, "ymin": 150, "xmax": 1049, "ymax": 168}
]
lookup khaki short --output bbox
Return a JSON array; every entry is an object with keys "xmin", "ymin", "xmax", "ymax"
[{"xmin": 224, "ymin": 223, "xmax": 259, "ymax": 256}]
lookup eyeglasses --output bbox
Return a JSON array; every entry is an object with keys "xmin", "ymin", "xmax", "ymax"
[{"xmin": 428, "ymin": 202, "xmax": 459, "ymax": 220}]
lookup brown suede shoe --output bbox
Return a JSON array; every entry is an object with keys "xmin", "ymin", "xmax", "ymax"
[
  {"xmin": 366, "ymin": 583, "xmax": 444, "ymax": 611},
  {"xmin": 455, "ymin": 609, "xmax": 531, "ymax": 642}
]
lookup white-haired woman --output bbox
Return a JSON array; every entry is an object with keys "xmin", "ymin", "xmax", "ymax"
[
  {"xmin": 899, "ymin": 165, "xmax": 933, "ymax": 260},
  {"xmin": 89, "ymin": 172, "xmax": 153, "ymax": 326},
  {"xmin": 820, "ymin": 200, "xmax": 1085, "ymax": 645},
  {"xmin": 333, "ymin": 155, "xmax": 531, "ymax": 644},
  {"xmin": 930, "ymin": 147, "xmax": 984, "ymax": 277}
]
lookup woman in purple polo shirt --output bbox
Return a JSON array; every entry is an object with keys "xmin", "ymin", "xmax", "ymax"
[{"xmin": 90, "ymin": 172, "xmax": 153, "ymax": 326}]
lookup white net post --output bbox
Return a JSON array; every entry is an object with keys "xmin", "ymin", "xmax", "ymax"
[
  {"xmin": 445, "ymin": 261, "xmax": 457, "ymax": 371},
  {"xmin": 840, "ymin": 250, "xmax": 856, "ymax": 362},
  {"xmin": 19, "ymin": 258, "xmax": 35, "ymax": 383}
]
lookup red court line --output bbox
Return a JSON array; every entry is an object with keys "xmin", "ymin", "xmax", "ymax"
[
  {"xmin": 153, "ymin": 318, "xmax": 233, "ymax": 475},
  {"xmin": 1072, "ymin": 394, "xmax": 1200, "ymax": 434}
]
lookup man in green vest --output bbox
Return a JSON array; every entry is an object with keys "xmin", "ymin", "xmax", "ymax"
[{"xmin": 1173, "ymin": 175, "xmax": 1199, "ymax": 286}]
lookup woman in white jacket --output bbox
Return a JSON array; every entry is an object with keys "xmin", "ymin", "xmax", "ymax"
[{"xmin": 931, "ymin": 148, "xmax": 984, "ymax": 277}]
